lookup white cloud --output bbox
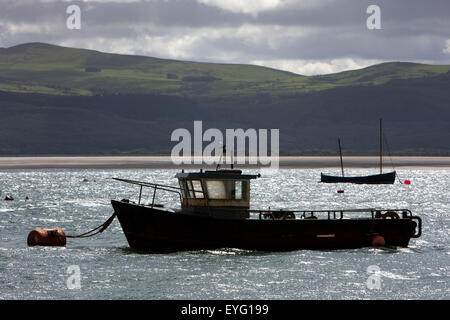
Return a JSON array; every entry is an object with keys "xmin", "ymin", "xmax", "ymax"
[
  {"xmin": 59, "ymin": 24, "xmax": 245, "ymax": 61},
  {"xmin": 51, "ymin": 0, "xmax": 142, "ymax": 2},
  {"xmin": 62, "ymin": 23, "xmax": 314, "ymax": 62},
  {"xmin": 0, "ymin": 21, "xmax": 59, "ymax": 37},
  {"xmin": 197, "ymin": 0, "xmax": 284, "ymax": 15},
  {"xmin": 196, "ymin": 0, "xmax": 332, "ymax": 15},
  {"xmin": 444, "ymin": 40, "xmax": 450, "ymax": 55},
  {"xmin": 250, "ymin": 58, "xmax": 383, "ymax": 75},
  {"xmin": 60, "ymin": 34, "xmax": 197, "ymax": 59},
  {"xmin": 55, "ymin": 22, "xmax": 386, "ymax": 75}
]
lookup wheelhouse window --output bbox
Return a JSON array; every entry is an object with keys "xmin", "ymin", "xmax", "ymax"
[
  {"xmin": 191, "ymin": 180, "xmax": 204, "ymax": 198},
  {"xmin": 179, "ymin": 180, "xmax": 188, "ymax": 198},
  {"xmin": 186, "ymin": 180, "xmax": 195, "ymax": 198},
  {"xmin": 205, "ymin": 180, "xmax": 225, "ymax": 199},
  {"xmin": 235, "ymin": 180, "xmax": 243, "ymax": 200},
  {"xmin": 179, "ymin": 179, "xmax": 204, "ymax": 199},
  {"xmin": 179, "ymin": 178, "xmax": 248, "ymax": 200},
  {"xmin": 205, "ymin": 180, "xmax": 248, "ymax": 200}
]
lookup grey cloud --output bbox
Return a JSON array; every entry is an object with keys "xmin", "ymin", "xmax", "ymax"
[{"xmin": 0, "ymin": 0, "xmax": 449, "ymax": 73}]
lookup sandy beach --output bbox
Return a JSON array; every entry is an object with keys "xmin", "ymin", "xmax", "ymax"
[{"xmin": 0, "ymin": 156, "xmax": 449, "ymax": 169}]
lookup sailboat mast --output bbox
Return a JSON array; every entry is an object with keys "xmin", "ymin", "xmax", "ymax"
[
  {"xmin": 338, "ymin": 138, "xmax": 344, "ymax": 177},
  {"xmin": 379, "ymin": 118, "xmax": 383, "ymax": 174}
]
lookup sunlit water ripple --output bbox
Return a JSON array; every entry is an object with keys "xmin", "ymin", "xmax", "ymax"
[{"xmin": 0, "ymin": 168, "xmax": 448, "ymax": 299}]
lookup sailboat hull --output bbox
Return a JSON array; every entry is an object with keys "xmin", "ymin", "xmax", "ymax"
[{"xmin": 320, "ymin": 171, "xmax": 396, "ymax": 184}]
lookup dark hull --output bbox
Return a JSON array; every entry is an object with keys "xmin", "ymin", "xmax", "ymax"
[
  {"xmin": 321, "ymin": 171, "xmax": 396, "ymax": 184},
  {"xmin": 111, "ymin": 200, "xmax": 418, "ymax": 252}
]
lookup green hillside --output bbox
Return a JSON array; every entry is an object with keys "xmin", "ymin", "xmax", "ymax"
[
  {"xmin": 0, "ymin": 43, "xmax": 296, "ymax": 96},
  {"xmin": 1, "ymin": 42, "xmax": 450, "ymax": 97},
  {"xmin": 0, "ymin": 42, "xmax": 449, "ymax": 156}
]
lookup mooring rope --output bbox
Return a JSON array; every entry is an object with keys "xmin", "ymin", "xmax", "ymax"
[{"xmin": 64, "ymin": 212, "xmax": 117, "ymax": 239}]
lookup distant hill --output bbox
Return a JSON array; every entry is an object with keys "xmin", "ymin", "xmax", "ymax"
[
  {"xmin": 1, "ymin": 42, "xmax": 450, "ymax": 97},
  {"xmin": 0, "ymin": 42, "xmax": 297, "ymax": 96},
  {"xmin": 0, "ymin": 42, "xmax": 449, "ymax": 156}
]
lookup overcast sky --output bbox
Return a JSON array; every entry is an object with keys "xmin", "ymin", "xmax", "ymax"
[{"xmin": 1, "ymin": 0, "xmax": 450, "ymax": 75}]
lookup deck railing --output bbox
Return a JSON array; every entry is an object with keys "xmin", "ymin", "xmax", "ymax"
[
  {"xmin": 113, "ymin": 178, "xmax": 413, "ymax": 218},
  {"xmin": 113, "ymin": 177, "xmax": 210, "ymax": 208},
  {"xmin": 248, "ymin": 208, "xmax": 414, "ymax": 220},
  {"xmin": 113, "ymin": 177, "xmax": 184, "ymax": 207}
]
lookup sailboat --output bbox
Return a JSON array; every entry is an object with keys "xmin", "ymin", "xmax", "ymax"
[{"xmin": 320, "ymin": 119, "xmax": 396, "ymax": 184}]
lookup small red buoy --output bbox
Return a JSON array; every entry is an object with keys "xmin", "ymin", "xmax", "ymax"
[
  {"xmin": 27, "ymin": 228, "xmax": 66, "ymax": 247},
  {"xmin": 404, "ymin": 179, "xmax": 411, "ymax": 185},
  {"xmin": 371, "ymin": 235, "xmax": 386, "ymax": 247},
  {"xmin": 337, "ymin": 189, "xmax": 344, "ymax": 193}
]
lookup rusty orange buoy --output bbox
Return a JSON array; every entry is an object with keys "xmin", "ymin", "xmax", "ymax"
[
  {"xmin": 27, "ymin": 228, "xmax": 66, "ymax": 247},
  {"xmin": 371, "ymin": 235, "xmax": 385, "ymax": 247}
]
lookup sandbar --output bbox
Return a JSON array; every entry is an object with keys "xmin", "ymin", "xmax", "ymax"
[{"xmin": 0, "ymin": 156, "xmax": 449, "ymax": 169}]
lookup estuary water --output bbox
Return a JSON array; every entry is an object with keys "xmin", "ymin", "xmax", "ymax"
[{"xmin": 0, "ymin": 168, "xmax": 448, "ymax": 300}]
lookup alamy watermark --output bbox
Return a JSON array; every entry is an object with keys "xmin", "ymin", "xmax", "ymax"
[
  {"xmin": 66, "ymin": 5, "xmax": 81, "ymax": 30},
  {"xmin": 66, "ymin": 265, "xmax": 81, "ymax": 289},
  {"xmin": 367, "ymin": 5, "xmax": 381, "ymax": 30},
  {"xmin": 171, "ymin": 121, "xmax": 279, "ymax": 170},
  {"xmin": 64, "ymin": 4, "xmax": 381, "ymax": 31},
  {"xmin": 366, "ymin": 265, "xmax": 382, "ymax": 290}
]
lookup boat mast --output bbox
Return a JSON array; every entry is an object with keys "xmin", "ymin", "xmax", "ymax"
[
  {"xmin": 338, "ymin": 138, "xmax": 344, "ymax": 177},
  {"xmin": 379, "ymin": 118, "xmax": 383, "ymax": 174}
]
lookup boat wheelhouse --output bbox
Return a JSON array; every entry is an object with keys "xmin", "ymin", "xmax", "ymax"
[
  {"xmin": 176, "ymin": 169, "xmax": 259, "ymax": 219},
  {"xmin": 111, "ymin": 169, "xmax": 421, "ymax": 252}
]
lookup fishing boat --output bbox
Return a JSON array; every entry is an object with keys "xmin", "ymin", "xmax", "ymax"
[
  {"xmin": 321, "ymin": 119, "xmax": 396, "ymax": 184},
  {"xmin": 111, "ymin": 169, "xmax": 421, "ymax": 252}
]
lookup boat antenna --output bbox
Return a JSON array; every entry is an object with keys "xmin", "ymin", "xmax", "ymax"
[
  {"xmin": 216, "ymin": 144, "xmax": 227, "ymax": 171},
  {"xmin": 216, "ymin": 145, "xmax": 224, "ymax": 170},
  {"xmin": 338, "ymin": 138, "xmax": 345, "ymax": 177},
  {"xmin": 231, "ymin": 145, "xmax": 234, "ymax": 169},
  {"xmin": 216, "ymin": 144, "xmax": 234, "ymax": 170},
  {"xmin": 380, "ymin": 118, "xmax": 383, "ymax": 174}
]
